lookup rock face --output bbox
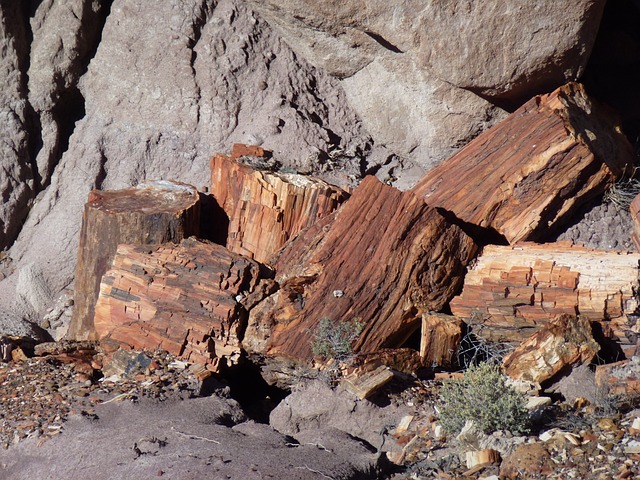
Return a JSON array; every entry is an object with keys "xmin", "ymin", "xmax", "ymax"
[
  {"xmin": 0, "ymin": 3, "xmax": 35, "ymax": 251},
  {"xmin": 0, "ymin": 0, "xmax": 375, "ymax": 324},
  {"xmin": 210, "ymin": 147, "xmax": 349, "ymax": 265},
  {"xmin": 245, "ymin": 176, "xmax": 477, "ymax": 360},
  {"xmin": 248, "ymin": 0, "xmax": 606, "ymax": 162}
]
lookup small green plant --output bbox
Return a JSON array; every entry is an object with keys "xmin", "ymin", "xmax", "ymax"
[
  {"xmin": 311, "ymin": 317, "xmax": 363, "ymax": 361},
  {"xmin": 438, "ymin": 362, "xmax": 529, "ymax": 435}
]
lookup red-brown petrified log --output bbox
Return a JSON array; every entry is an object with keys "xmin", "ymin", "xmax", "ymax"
[
  {"xmin": 210, "ymin": 145, "xmax": 349, "ymax": 265},
  {"xmin": 94, "ymin": 238, "xmax": 264, "ymax": 370},
  {"xmin": 412, "ymin": 82, "xmax": 633, "ymax": 243},
  {"xmin": 450, "ymin": 242, "xmax": 640, "ymax": 355},
  {"xmin": 243, "ymin": 175, "xmax": 478, "ymax": 361},
  {"xmin": 68, "ymin": 181, "xmax": 201, "ymax": 341}
]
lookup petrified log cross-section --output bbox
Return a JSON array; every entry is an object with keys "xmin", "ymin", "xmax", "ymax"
[
  {"xmin": 244, "ymin": 175, "xmax": 478, "ymax": 360},
  {"xmin": 94, "ymin": 238, "xmax": 263, "ymax": 370},
  {"xmin": 411, "ymin": 83, "xmax": 633, "ymax": 243},
  {"xmin": 450, "ymin": 242, "xmax": 640, "ymax": 356},
  {"xmin": 67, "ymin": 181, "xmax": 200, "ymax": 341},
  {"xmin": 210, "ymin": 145, "xmax": 349, "ymax": 265}
]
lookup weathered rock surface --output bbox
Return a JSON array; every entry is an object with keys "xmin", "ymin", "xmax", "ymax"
[
  {"xmin": 68, "ymin": 181, "xmax": 201, "ymax": 341},
  {"xmin": 94, "ymin": 238, "xmax": 264, "ymax": 370},
  {"xmin": 0, "ymin": 0, "xmax": 376, "ymax": 325},
  {"xmin": 0, "ymin": 3, "xmax": 34, "ymax": 251},
  {"xmin": 245, "ymin": 176, "xmax": 477, "ymax": 360},
  {"xmin": 412, "ymin": 83, "xmax": 634, "ymax": 244},
  {"xmin": 450, "ymin": 242, "xmax": 640, "ymax": 351},
  {"xmin": 270, "ymin": 380, "xmax": 409, "ymax": 453},
  {"xmin": 28, "ymin": 0, "xmax": 108, "ymax": 188},
  {"xmin": 210, "ymin": 147, "xmax": 349, "ymax": 264},
  {"xmin": 0, "ymin": 394, "xmax": 381, "ymax": 479},
  {"xmin": 249, "ymin": 0, "xmax": 606, "ymax": 161}
]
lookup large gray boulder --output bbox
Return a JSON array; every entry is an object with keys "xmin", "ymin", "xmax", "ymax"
[
  {"xmin": 0, "ymin": 0, "xmax": 377, "ymax": 322},
  {"xmin": 248, "ymin": 0, "xmax": 606, "ymax": 162}
]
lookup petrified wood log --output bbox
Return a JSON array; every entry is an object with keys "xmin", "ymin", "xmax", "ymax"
[
  {"xmin": 244, "ymin": 175, "xmax": 478, "ymax": 360},
  {"xmin": 502, "ymin": 314, "xmax": 600, "ymax": 384},
  {"xmin": 412, "ymin": 83, "xmax": 633, "ymax": 244},
  {"xmin": 67, "ymin": 181, "xmax": 200, "ymax": 341},
  {"xmin": 210, "ymin": 145, "xmax": 349, "ymax": 265},
  {"xmin": 630, "ymin": 194, "xmax": 640, "ymax": 251},
  {"xmin": 94, "ymin": 238, "xmax": 263, "ymax": 371},
  {"xmin": 450, "ymin": 242, "xmax": 640, "ymax": 350},
  {"xmin": 420, "ymin": 313, "xmax": 463, "ymax": 368}
]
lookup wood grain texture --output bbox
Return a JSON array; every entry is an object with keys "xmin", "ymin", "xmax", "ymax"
[
  {"xmin": 210, "ymin": 149, "xmax": 348, "ymax": 265},
  {"xmin": 420, "ymin": 313, "xmax": 463, "ymax": 369},
  {"xmin": 68, "ymin": 181, "xmax": 200, "ymax": 341},
  {"xmin": 94, "ymin": 238, "xmax": 264, "ymax": 371},
  {"xmin": 244, "ymin": 175, "xmax": 478, "ymax": 360},
  {"xmin": 450, "ymin": 242, "xmax": 640, "ymax": 351},
  {"xmin": 411, "ymin": 82, "xmax": 633, "ymax": 243},
  {"xmin": 502, "ymin": 314, "xmax": 600, "ymax": 383}
]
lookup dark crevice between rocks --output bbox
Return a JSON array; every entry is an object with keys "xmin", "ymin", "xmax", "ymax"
[
  {"xmin": 197, "ymin": 192, "xmax": 229, "ymax": 246},
  {"xmin": 93, "ymin": 147, "xmax": 108, "ymax": 191},
  {"xmin": 28, "ymin": 0, "xmax": 114, "ymax": 194},
  {"xmin": 187, "ymin": 1, "xmax": 216, "ymax": 126},
  {"xmin": 582, "ymin": 0, "xmax": 640, "ymax": 151},
  {"xmin": 218, "ymin": 355, "xmax": 290, "ymax": 424}
]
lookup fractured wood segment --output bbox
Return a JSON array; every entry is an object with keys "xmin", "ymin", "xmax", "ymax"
[
  {"xmin": 244, "ymin": 175, "xmax": 478, "ymax": 361},
  {"xmin": 68, "ymin": 181, "xmax": 201, "ymax": 341},
  {"xmin": 420, "ymin": 313, "xmax": 463, "ymax": 368},
  {"xmin": 502, "ymin": 314, "xmax": 600, "ymax": 384},
  {"xmin": 94, "ymin": 238, "xmax": 264, "ymax": 371},
  {"xmin": 210, "ymin": 146, "xmax": 349, "ymax": 265},
  {"xmin": 630, "ymin": 194, "xmax": 640, "ymax": 251},
  {"xmin": 412, "ymin": 82, "xmax": 633, "ymax": 243},
  {"xmin": 450, "ymin": 242, "xmax": 640, "ymax": 351}
]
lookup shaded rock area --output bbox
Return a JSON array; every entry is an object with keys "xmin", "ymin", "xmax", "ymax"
[{"xmin": 0, "ymin": 347, "xmax": 383, "ymax": 480}]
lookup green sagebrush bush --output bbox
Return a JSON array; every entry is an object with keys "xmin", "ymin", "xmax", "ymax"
[
  {"xmin": 311, "ymin": 317, "xmax": 363, "ymax": 361},
  {"xmin": 438, "ymin": 362, "xmax": 529, "ymax": 435}
]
